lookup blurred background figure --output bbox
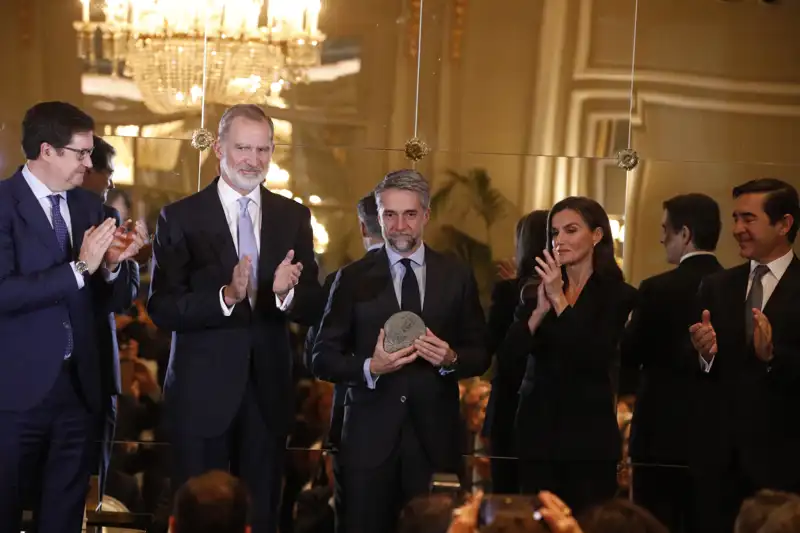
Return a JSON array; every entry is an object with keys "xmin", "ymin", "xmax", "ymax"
[{"xmin": 170, "ymin": 470, "xmax": 251, "ymax": 533}]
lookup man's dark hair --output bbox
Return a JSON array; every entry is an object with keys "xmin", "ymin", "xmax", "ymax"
[
  {"xmin": 90, "ymin": 135, "xmax": 116, "ymax": 173},
  {"xmin": 106, "ymin": 188, "xmax": 132, "ymax": 212},
  {"xmin": 579, "ymin": 499, "xmax": 669, "ymax": 533},
  {"xmin": 733, "ymin": 178, "xmax": 800, "ymax": 243},
  {"xmin": 172, "ymin": 470, "xmax": 250, "ymax": 533},
  {"xmin": 662, "ymin": 193, "xmax": 722, "ymax": 251},
  {"xmin": 735, "ymin": 489, "xmax": 800, "ymax": 533},
  {"xmin": 398, "ymin": 494, "xmax": 457, "ymax": 533},
  {"xmin": 21, "ymin": 101, "xmax": 95, "ymax": 160},
  {"xmin": 357, "ymin": 193, "xmax": 381, "ymax": 237}
]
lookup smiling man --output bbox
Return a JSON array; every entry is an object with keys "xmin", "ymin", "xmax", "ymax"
[
  {"xmin": 0, "ymin": 101, "xmax": 146, "ymax": 533},
  {"xmin": 311, "ymin": 169, "xmax": 489, "ymax": 533},
  {"xmin": 689, "ymin": 178, "xmax": 800, "ymax": 533},
  {"xmin": 147, "ymin": 104, "xmax": 321, "ymax": 533}
]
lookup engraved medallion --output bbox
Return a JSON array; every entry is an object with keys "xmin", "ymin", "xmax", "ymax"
[{"xmin": 383, "ymin": 311, "xmax": 426, "ymax": 353}]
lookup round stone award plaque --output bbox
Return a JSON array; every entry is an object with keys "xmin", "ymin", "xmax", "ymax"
[{"xmin": 383, "ymin": 311, "xmax": 426, "ymax": 353}]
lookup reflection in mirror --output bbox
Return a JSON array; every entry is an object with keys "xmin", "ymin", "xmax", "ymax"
[
  {"xmin": 417, "ymin": 0, "xmax": 637, "ymax": 157},
  {"xmin": 631, "ymin": 0, "xmax": 800, "ymax": 165}
]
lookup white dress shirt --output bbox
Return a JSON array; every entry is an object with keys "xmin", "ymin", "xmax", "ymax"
[
  {"xmin": 680, "ymin": 251, "xmax": 717, "ymax": 263},
  {"xmin": 700, "ymin": 249, "xmax": 794, "ymax": 372},
  {"xmin": 216, "ymin": 178, "xmax": 294, "ymax": 315},
  {"xmin": 22, "ymin": 164, "xmax": 119, "ymax": 287}
]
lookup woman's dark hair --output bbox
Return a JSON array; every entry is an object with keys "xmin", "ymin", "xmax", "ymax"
[
  {"xmin": 516, "ymin": 210, "xmax": 549, "ymax": 280},
  {"xmin": 579, "ymin": 499, "xmax": 669, "ymax": 533},
  {"xmin": 547, "ymin": 196, "xmax": 623, "ymax": 283}
]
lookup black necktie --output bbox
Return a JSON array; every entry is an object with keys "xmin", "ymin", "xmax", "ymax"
[
  {"xmin": 400, "ymin": 258, "xmax": 422, "ymax": 315},
  {"xmin": 745, "ymin": 264, "xmax": 770, "ymax": 345}
]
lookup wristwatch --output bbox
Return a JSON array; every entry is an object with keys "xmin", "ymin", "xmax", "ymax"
[{"xmin": 75, "ymin": 260, "xmax": 90, "ymax": 276}]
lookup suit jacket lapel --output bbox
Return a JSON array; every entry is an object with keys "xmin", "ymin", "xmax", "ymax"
[
  {"xmin": 763, "ymin": 256, "xmax": 800, "ymax": 320},
  {"xmin": 421, "ymin": 247, "xmax": 444, "ymax": 325},
  {"xmin": 9, "ymin": 171, "xmax": 62, "ymax": 261},
  {"xmin": 258, "ymin": 188, "xmax": 283, "ymax": 295},
  {"xmin": 371, "ymin": 248, "xmax": 400, "ymax": 315},
  {"xmin": 67, "ymin": 190, "xmax": 88, "ymax": 260},
  {"xmin": 201, "ymin": 178, "xmax": 239, "ymax": 274}
]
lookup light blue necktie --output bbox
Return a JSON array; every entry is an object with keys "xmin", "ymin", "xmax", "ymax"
[{"xmin": 237, "ymin": 197, "xmax": 258, "ymax": 302}]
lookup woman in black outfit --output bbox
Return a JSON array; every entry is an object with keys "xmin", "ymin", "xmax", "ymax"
[
  {"xmin": 482, "ymin": 210, "xmax": 549, "ymax": 494},
  {"xmin": 500, "ymin": 196, "xmax": 637, "ymax": 513}
]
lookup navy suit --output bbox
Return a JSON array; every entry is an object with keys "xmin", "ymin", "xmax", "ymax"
[
  {"xmin": 0, "ymin": 169, "xmax": 135, "ymax": 533},
  {"xmin": 148, "ymin": 178, "xmax": 322, "ymax": 533}
]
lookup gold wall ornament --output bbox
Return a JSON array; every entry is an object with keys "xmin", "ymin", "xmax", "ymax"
[
  {"xmin": 191, "ymin": 128, "xmax": 215, "ymax": 151},
  {"xmin": 616, "ymin": 148, "xmax": 640, "ymax": 171},
  {"xmin": 451, "ymin": 0, "xmax": 467, "ymax": 61},
  {"xmin": 404, "ymin": 138, "xmax": 430, "ymax": 162}
]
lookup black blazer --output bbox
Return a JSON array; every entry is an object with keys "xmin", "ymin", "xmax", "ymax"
[
  {"xmin": 0, "ymin": 170, "xmax": 135, "ymax": 413},
  {"xmin": 304, "ymin": 247, "xmax": 382, "ymax": 450},
  {"xmin": 693, "ymin": 257, "xmax": 800, "ymax": 489},
  {"xmin": 505, "ymin": 274, "xmax": 637, "ymax": 461},
  {"xmin": 481, "ymin": 278, "xmax": 526, "ymax": 450},
  {"xmin": 147, "ymin": 178, "xmax": 322, "ymax": 438},
  {"xmin": 620, "ymin": 254, "xmax": 722, "ymax": 465},
  {"xmin": 311, "ymin": 246, "xmax": 489, "ymax": 469}
]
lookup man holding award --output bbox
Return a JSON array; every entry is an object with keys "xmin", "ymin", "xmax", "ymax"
[{"xmin": 311, "ymin": 169, "xmax": 489, "ymax": 533}]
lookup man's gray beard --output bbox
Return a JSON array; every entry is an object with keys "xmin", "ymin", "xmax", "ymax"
[
  {"xmin": 387, "ymin": 235, "xmax": 418, "ymax": 253},
  {"xmin": 221, "ymin": 160, "xmax": 266, "ymax": 193}
]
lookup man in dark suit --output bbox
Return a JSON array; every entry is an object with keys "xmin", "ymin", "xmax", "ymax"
[
  {"xmin": 303, "ymin": 192, "xmax": 383, "ymax": 533},
  {"xmin": 147, "ymin": 104, "xmax": 321, "ymax": 533},
  {"xmin": 82, "ymin": 135, "xmax": 142, "ymax": 506},
  {"xmin": 690, "ymin": 179, "xmax": 800, "ymax": 533},
  {"xmin": 621, "ymin": 193, "xmax": 723, "ymax": 533},
  {"xmin": 311, "ymin": 169, "xmax": 489, "ymax": 533},
  {"xmin": 0, "ymin": 102, "xmax": 146, "ymax": 533}
]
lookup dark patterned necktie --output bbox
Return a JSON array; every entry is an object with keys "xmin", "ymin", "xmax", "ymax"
[
  {"xmin": 49, "ymin": 194, "xmax": 73, "ymax": 359},
  {"xmin": 400, "ymin": 258, "xmax": 422, "ymax": 315},
  {"xmin": 745, "ymin": 264, "xmax": 770, "ymax": 345}
]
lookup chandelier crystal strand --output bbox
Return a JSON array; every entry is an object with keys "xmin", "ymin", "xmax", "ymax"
[{"xmin": 75, "ymin": 1, "xmax": 325, "ymax": 115}]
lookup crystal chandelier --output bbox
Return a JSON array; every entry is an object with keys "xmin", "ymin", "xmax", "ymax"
[{"xmin": 74, "ymin": 0, "xmax": 325, "ymax": 115}]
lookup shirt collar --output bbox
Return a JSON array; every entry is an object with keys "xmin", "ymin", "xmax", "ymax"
[
  {"xmin": 751, "ymin": 249, "xmax": 794, "ymax": 281},
  {"xmin": 217, "ymin": 176, "xmax": 262, "ymax": 209},
  {"xmin": 367, "ymin": 243, "xmax": 384, "ymax": 252},
  {"xmin": 680, "ymin": 251, "xmax": 716, "ymax": 263},
  {"xmin": 22, "ymin": 164, "xmax": 65, "ymax": 201},
  {"xmin": 386, "ymin": 242, "xmax": 426, "ymax": 267}
]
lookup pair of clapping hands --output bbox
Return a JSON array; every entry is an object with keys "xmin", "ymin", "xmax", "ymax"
[
  {"xmin": 368, "ymin": 328, "xmax": 457, "ymax": 376},
  {"xmin": 80, "ymin": 218, "xmax": 148, "ymax": 274},
  {"xmin": 689, "ymin": 308, "xmax": 774, "ymax": 363},
  {"xmin": 222, "ymin": 250, "xmax": 303, "ymax": 307}
]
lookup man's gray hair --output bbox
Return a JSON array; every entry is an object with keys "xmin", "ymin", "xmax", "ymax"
[
  {"xmin": 218, "ymin": 104, "xmax": 274, "ymax": 142},
  {"xmin": 374, "ymin": 169, "xmax": 430, "ymax": 210}
]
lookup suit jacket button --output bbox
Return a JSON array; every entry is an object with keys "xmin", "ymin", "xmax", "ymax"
[{"xmin": 400, "ymin": 396, "xmax": 407, "ymax": 403}]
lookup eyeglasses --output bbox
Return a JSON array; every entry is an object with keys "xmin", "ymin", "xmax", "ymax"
[{"xmin": 61, "ymin": 146, "xmax": 94, "ymax": 161}]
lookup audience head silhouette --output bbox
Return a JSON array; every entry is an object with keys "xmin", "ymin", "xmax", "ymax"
[{"xmin": 170, "ymin": 470, "xmax": 251, "ymax": 533}]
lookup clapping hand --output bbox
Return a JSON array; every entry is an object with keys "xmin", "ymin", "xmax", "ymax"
[
  {"xmin": 689, "ymin": 310, "xmax": 717, "ymax": 361},
  {"xmin": 273, "ymin": 249, "xmax": 302, "ymax": 300},
  {"xmin": 78, "ymin": 218, "xmax": 117, "ymax": 274},
  {"xmin": 753, "ymin": 308, "xmax": 774, "ymax": 362},
  {"xmin": 104, "ymin": 219, "xmax": 149, "ymax": 269},
  {"xmin": 223, "ymin": 256, "xmax": 251, "ymax": 307},
  {"xmin": 534, "ymin": 250, "xmax": 567, "ymax": 313}
]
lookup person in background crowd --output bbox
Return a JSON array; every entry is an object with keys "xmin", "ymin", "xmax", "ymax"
[
  {"xmin": 620, "ymin": 193, "xmax": 722, "ymax": 533},
  {"xmin": 170, "ymin": 470, "xmax": 251, "ymax": 533},
  {"xmin": 298, "ymin": 191, "xmax": 384, "ymax": 533},
  {"xmin": 690, "ymin": 178, "xmax": 800, "ymax": 533},
  {"xmin": 106, "ymin": 188, "xmax": 132, "ymax": 221},
  {"xmin": 482, "ymin": 209, "xmax": 549, "ymax": 494},
  {"xmin": 0, "ymin": 101, "xmax": 147, "ymax": 533},
  {"xmin": 735, "ymin": 489, "xmax": 800, "ymax": 533}
]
